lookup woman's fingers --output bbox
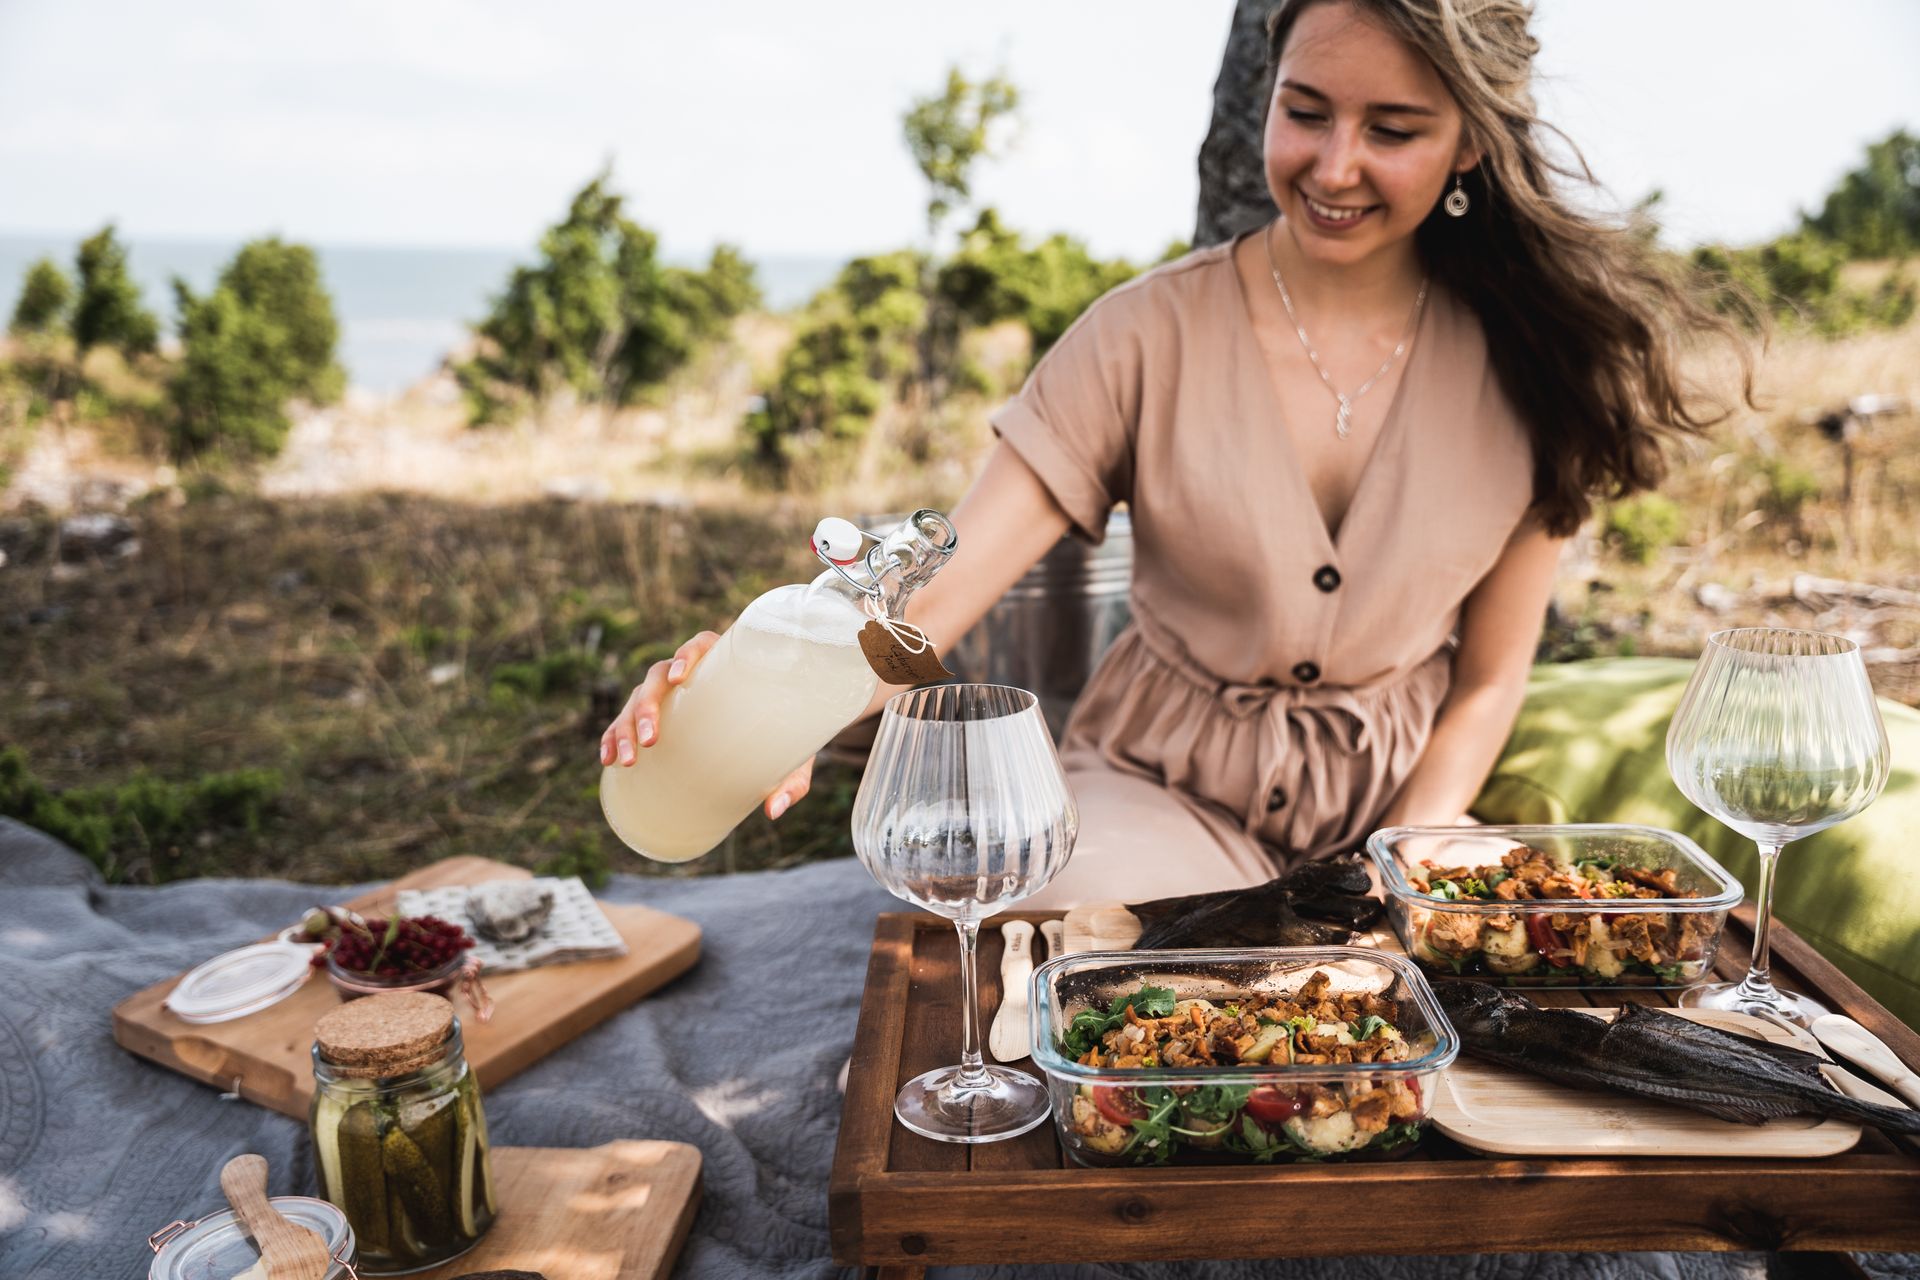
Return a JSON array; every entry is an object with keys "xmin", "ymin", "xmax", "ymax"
[
  {"xmin": 766, "ymin": 757, "xmax": 815, "ymax": 820},
  {"xmin": 667, "ymin": 631, "xmax": 720, "ymax": 686},
  {"xmin": 598, "ymin": 631, "xmax": 722, "ymax": 766}
]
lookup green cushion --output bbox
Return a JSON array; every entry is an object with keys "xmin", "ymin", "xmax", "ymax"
[{"xmin": 1473, "ymin": 656, "xmax": 1920, "ymax": 1027}]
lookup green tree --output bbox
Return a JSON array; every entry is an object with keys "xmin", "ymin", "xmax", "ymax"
[
  {"xmin": 902, "ymin": 67, "xmax": 1020, "ymax": 242},
  {"xmin": 9, "ymin": 257, "xmax": 73, "ymax": 336},
  {"xmin": 72, "ymin": 225, "xmax": 159, "ymax": 357},
  {"xmin": 746, "ymin": 251, "xmax": 925, "ymax": 467},
  {"xmin": 216, "ymin": 238, "xmax": 344, "ymax": 403},
  {"xmin": 455, "ymin": 174, "xmax": 759, "ymax": 423},
  {"xmin": 901, "ymin": 67, "xmax": 1019, "ymax": 410},
  {"xmin": 167, "ymin": 281, "xmax": 296, "ymax": 459},
  {"xmin": 1804, "ymin": 129, "xmax": 1920, "ymax": 259},
  {"xmin": 166, "ymin": 236, "xmax": 344, "ymax": 460},
  {"xmin": 937, "ymin": 208, "xmax": 1139, "ymax": 361}
]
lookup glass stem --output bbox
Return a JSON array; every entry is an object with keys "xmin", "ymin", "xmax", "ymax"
[
  {"xmin": 953, "ymin": 919, "xmax": 992, "ymax": 1089},
  {"xmin": 1734, "ymin": 841, "xmax": 1786, "ymax": 1006}
]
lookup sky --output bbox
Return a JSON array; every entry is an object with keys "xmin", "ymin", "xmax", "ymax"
[{"xmin": 0, "ymin": 0, "xmax": 1915, "ymax": 261}]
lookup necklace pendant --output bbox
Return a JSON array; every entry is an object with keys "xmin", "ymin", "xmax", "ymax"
[{"xmin": 1335, "ymin": 397, "xmax": 1352, "ymax": 440}]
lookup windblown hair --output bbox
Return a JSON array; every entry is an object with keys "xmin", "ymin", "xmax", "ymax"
[{"xmin": 1266, "ymin": 0, "xmax": 1756, "ymax": 536}]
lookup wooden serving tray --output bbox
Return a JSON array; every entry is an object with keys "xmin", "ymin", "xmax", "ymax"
[
  {"xmin": 113, "ymin": 857, "xmax": 702, "ymax": 1119},
  {"xmin": 416, "ymin": 1141, "xmax": 702, "ymax": 1280},
  {"xmin": 830, "ymin": 906, "xmax": 1920, "ymax": 1274}
]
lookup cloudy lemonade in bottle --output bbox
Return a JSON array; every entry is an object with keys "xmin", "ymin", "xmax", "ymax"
[{"xmin": 600, "ymin": 510, "xmax": 957, "ymax": 862}]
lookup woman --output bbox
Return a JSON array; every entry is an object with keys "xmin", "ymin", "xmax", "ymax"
[{"xmin": 600, "ymin": 0, "xmax": 1748, "ymax": 908}]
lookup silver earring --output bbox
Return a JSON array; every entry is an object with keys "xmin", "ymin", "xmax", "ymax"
[{"xmin": 1444, "ymin": 174, "xmax": 1470, "ymax": 217}]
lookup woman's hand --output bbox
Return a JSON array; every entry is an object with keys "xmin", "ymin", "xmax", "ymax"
[{"xmin": 598, "ymin": 630, "xmax": 815, "ymax": 821}]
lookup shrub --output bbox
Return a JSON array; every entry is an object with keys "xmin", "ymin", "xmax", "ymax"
[
  {"xmin": 0, "ymin": 745, "xmax": 282, "ymax": 883},
  {"xmin": 9, "ymin": 257, "xmax": 73, "ymax": 336},
  {"xmin": 167, "ymin": 237, "xmax": 343, "ymax": 460},
  {"xmin": 1603, "ymin": 494, "xmax": 1685, "ymax": 564},
  {"xmin": 1692, "ymin": 232, "xmax": 1916, "ymax": 339},
  {"xmin": 168, "ymin": 282, "xmax": 296, "ymax": 459},
  {"xmin": 72, "ymin": 225, "xmax": 159, "ymax": 358},
  {"xmin": 216, "ymin": 238, "xmax": 344, "ymax": 404},
  {"xmin": 1804, "ymin": 129, "xmax": 1920, "ymax": 260},
  {"xmin": 454, "ymin": 174, "xmax": 758, "ymax": 424},
  {"xmin": 745, "ymin": 251, "xmax": 925, "ymax": 466},
  {"xmin": 936, "ymin": 208, "xmax": 1137, "ymax": 361},
  {"xmin": 1759, "ymin": 458, "xmax": 1821, "ymax": 521}
]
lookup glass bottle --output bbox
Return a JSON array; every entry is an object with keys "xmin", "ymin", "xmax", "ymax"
[
  {"xmin": 600, "ymin": 508, "xmax": 958, "ymax": 862},
  {"xmin": 310, "ymin": 993, "xmax": 495, "ymax": 1274}
]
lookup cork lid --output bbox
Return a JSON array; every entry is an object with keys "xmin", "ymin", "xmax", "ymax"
[{"xmin": 313, "ymin": 992, "xmax": 454, "ymax": 1077}]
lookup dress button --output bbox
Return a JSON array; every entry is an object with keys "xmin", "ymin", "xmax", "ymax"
[
  {"xmin": 1292, "ymin": 660, "xmax": 1321, "ymax": 684},
  {"xmin": 1313, "ymin": 565, "xmax": 1341, "ymax": 593},
  {"xmin": 1267, "ymin": 786, "xmax": 1288, "ymax": 813}
]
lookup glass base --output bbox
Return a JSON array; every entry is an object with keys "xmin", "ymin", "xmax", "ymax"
[
  {"xmin": 893, "ymin": 1063, "xmax": 1051, "ymax": 1144},
  {"xmin": 1679, "ymin": 980, "xmax": 1832, "ymax": 1027}
]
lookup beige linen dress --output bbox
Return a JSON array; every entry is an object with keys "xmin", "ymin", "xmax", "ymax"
[{"xmin": 992, "ymin": 231, "xmax": 1535, "ymax": 910}]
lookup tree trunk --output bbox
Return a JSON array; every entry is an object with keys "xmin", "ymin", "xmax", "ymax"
[{"xmin": 1194, "ymin": 1, "xmax": 1281, "ymax": 247}]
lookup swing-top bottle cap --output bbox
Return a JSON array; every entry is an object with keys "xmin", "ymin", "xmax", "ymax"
[{"xmin": 812, "ymin": 517, "xmax": 865, "ymax": 565}]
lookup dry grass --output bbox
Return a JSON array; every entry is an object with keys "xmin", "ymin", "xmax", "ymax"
[{"xmin": 1, "ymin": 308, "xmax": 1914, "ymax": 885}]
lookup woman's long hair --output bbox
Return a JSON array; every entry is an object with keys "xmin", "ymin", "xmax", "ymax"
[{"xmin": 1267, "ymin": 0, "xmax": 1756, "ymax": 536}]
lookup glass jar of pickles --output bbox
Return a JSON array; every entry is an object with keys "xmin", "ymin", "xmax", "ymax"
[{"xmin": 310, "ymin": 992, "xmax": 496, "ymax": 1274}]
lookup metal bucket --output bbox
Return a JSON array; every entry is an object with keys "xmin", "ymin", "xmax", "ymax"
[
  {"xmin": 947, "ymin": 509, "xmax": 1133, "ymax": 741},
  {"xmin": 821, "ymin": 510, "xmax": 1133, "ymax": 761}
]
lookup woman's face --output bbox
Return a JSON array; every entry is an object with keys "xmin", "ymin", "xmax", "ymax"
[{"xmin": 1265, "ymin": 2, "xmax": 1477, "ymax": 268}]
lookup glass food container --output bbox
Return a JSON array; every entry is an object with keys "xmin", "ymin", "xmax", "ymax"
[
  {"xmin": 149, "ymin": 1196, "xmax": 358, "ymax": 1279},
  {"xmin": 310, "ymin": 992, "xmax": 496, "ymax": 1274},
  {"xmin": 1028, "ymin": 946, "xmax": 1458, "ymax": 1167},
  {"xmin": 1367, "ymin": 823, "xmax": 1744, "ymax": 988}
]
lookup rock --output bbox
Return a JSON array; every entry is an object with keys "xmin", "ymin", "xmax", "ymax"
[
  {"xmin": 1194, "ymin": 1, "xmax": 1280, "ymax": 247},
  {"xmin": 466, "ymin": 881, "xmax": 554, "ymax": 944},
  {"xmin": 428, "ymin": 662, "xmax": 464, "ymax": 686},
  {"xmin": 1694, "ymin": 583, "xmax": 1741, "ymax": 614},
  {"xmin": 57, "ymin": 513, "xmax": 139, "ymax": 562}
]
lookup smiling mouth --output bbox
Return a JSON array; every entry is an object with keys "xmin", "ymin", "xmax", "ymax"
[{"xmin": 1298, "ymin": 189, "xmax": 1378, "ymax": 224}]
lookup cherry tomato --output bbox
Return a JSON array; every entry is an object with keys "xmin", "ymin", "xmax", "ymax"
[
  {"xmin": 1243, "ymin": 1085, "xmax": 1306, "ymax": 1123},
  {"xmin": 1091, "ymin": 1086, "xmax": 1147, "ymax": 1127}
]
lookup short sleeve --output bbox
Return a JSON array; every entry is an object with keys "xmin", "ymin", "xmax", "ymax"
[{"xmin": 989, "ymin": 290, "xmax": 1142, "ymax": 545}]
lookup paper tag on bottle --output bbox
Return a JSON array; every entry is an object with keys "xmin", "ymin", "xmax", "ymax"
[{"xmin": 858, "ymin": 621, "xmax": 955, "ymax": 686}]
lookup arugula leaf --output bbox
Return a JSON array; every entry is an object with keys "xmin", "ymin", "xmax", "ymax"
[
  {"xmin": 1060, "ymin": 984, "xmax": 1179, "ymax": 1058},
  {"xmin": 1351, "ymin": 1014, "xmax": 1390, "ymax": 1041}
]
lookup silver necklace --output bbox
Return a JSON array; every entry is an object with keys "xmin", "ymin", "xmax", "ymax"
[{"xmin": 1264, "ymin": 221, "xmax": 1428, "ymax": 440}]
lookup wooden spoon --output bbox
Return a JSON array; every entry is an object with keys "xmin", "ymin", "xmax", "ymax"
[{"xmin": 219, "ymin": 1154, "xmax": 332, "ymax": 1280}]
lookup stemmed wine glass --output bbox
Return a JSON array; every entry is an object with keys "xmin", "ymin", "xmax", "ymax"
[
  {"xmin": 852, "ymin": 683, "xmax": 1078, "ymax": 1142},
  {"xmin": 1666, "ymin": 628, "xmax": 1889, "ymax": 1025}
]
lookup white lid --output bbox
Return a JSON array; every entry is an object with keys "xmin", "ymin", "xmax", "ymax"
[
  {"xmin": 149, "ymin": 1196, "xmax": 351, "ymax": 1279},
  {"xmin": 164, "ymin": 942, "xmax": 314, "ymax": 1023}
]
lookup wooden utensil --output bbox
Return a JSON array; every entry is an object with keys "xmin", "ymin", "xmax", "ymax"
[
  {"xmin": 1038, "ymin": 918, "xmax": 1064, "ymax": 963},
  {"xmin": 219, "ymin": 1155, "xmax": 332, "ymax": 1280},
  {"xmin": 987, "ymin": 920, "xmax": 1034, "ymax": 1062},
  {"xmin": 1811, "ymin": 1013, "xmax": 1920, "ymax": 1108}
]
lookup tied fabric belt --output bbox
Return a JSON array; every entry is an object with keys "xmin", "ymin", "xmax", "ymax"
[{"xmin": 1127, "ymin": 609, "xmax": 1441, "ymax": 840}]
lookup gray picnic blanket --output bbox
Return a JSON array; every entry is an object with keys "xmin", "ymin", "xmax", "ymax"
[{"xmin": 0, "ymin": 817, "xmax": 1911, "ymax": 1280}]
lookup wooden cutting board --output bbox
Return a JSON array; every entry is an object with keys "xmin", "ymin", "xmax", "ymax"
[
  {"xmin": 1429, "ymin": 1007, "xmax": 1864, "ymax": 1158},
  {"xmin": 416, "ymin": 1141, "xmax": 703, "ymax": 1280},
  {"xmin": 113, "ymin": 857, "xmax": 702, "ymax": 1119}
]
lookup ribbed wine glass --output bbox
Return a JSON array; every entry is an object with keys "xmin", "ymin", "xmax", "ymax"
[
  {"xmin": 1666, "ymin": 628, "xmax": 1890, "ymax": 1025},
  {"xmin": 852, "ymin": 683, "xmax": 1078, "ymax": 1142}
]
